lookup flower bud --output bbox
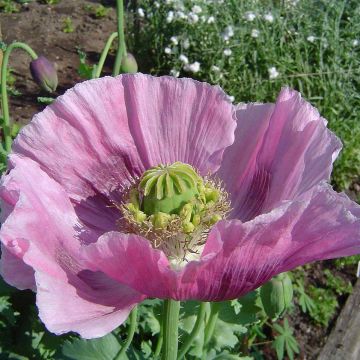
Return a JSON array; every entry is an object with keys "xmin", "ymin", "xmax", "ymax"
[
  {"xmin": 30, "ymin": 56, "xmax": 58, "ymax": 93},
  {"xmin": 260, "ymin": 272, "xmax": 293, "ymax": 319},
  {"xmin": 121, "ymin": 53, "xmax": 138, "ymax": 73}
]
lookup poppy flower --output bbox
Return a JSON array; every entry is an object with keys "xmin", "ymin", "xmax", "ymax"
[{"xmin": 0, "ymin": 74, "xmax": 359, "ymax": 338}]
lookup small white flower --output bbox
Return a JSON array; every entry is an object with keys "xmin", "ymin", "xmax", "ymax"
[
  {"xmin": 307, "ymin": 35, "xmax": 316, "ymax": 43},
  {"xmin": 263, "ymin": 13, "xmax": 274, "ymax": 23},
  {"xmin": 164, "ymin": 47, "xmax": 172, "ymax": 55},
  {"xmin": 137, "ymin": 8, "xmax": 145, "ymax": 18},
  {"xmin": 184, "ymin": 61, "xmax": 201, "ymax": 73},
  {"xmin": 188, "ymin": 12, "xmax": 199, "ymax": 23},
  {"xmin": 183, "ymin": 38, "xmax": 190, "ymax": 49},
  {"xmin": 352, "ymin": 39, "xmax": 359, "ymax": 47},
  {"xmin": 222, "ymin": 25, "xmax": 234, "ymax": 41},
  {"xmin": 244, "ymin": 11, "xmax": 256, "ymax": 21},
  {"xmin": 211, "ymin": 65, "xmax": 221, "ymax": 72},
  {"xmin": 166, "ymin": 11, "xmax": 174, "ymax": 23},
  {"xmin": 192, "ymin": 5, "xmax": 202, "ymax": 14},
  {"xmin": 154, "ymin": 2, "xmax": 160, "ymax": 8},
  {"xmin": 223, "ymin": 48, "xmax": 232, "ymax": 56},
  {"xmin": 227, "ymin": 95, "xmax": 235, "ymax": 102},
  {"xmin": 176, "ymin": 11, "xmax": 186, "ymax": 19},
  {"xmin": 170, "ymin": 36, "xmax": 179, "ymax": 45},
  {"xmin": 179, "ymin": 54, "xmax": 189, "ymax": 64},
  {"xmin": 268, "ymin": 66, "xmax": 280, "ymax": 79},
  {"xmin": 170, "ymin": 69, "xmax": 180, "ymax": 77},
  {"xmin": 207, "ymin": 16, "xmax": 215, "ymax": 24},
  {"xmin": 251, "ymin": 29, "xmax": 260, "ymax": 38}
]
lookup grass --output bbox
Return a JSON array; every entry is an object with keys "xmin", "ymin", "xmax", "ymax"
[{"xmin": 129, "ymin": 0, "xmax": 360, "ymax": 190}]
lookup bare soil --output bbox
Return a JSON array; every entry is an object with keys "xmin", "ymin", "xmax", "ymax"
[
  {"xmin": 1, "ymin": 2, "xmax": 359, "ymax": 359},
  {"xmin": 1, "ymin": 0, "xmax": 117, "ymax": 124}
]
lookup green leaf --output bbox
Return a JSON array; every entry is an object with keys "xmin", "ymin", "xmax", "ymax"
[
  {"xmin": 207, "ymin": 349, "xmax": 253, "ymax": 359},
  {"xmin": 77, "ymin": 50, "xmax": 94, "ymax": 80},
  {"xmin": 272, "ymin": 319, "xmax": 299, "ymax": 360},
  {"xmin": 294, "ymin": 280, "xmax": 315, "ymax": 314},
  {"xmin": 61, "ymin": 333, "xmax": 121, "ymax": 360},
  {"xmin": 37, "ymin": 97, "xmax": 55, "ymax": 105},
  {"xmin": 218, "ymin": 292, "xmax": 261, "ymax": 327}
]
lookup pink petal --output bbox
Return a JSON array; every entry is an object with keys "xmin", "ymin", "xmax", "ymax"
[
  {"xmin": 0, "ymin": 155, "xmax": 80, "ymax": 276},
  {"xmin": 0, "ymin": 245, "xmax": 35, "ymax": 290},
  {"xmin": 82, "ymin": 184, "xmax": 360, "ymax": 301},
  {"xmin": 218, "ymin": 88, "xmax": 342, "ymax": 221},
  {"xmin": 36, "ymin": 269, "xmax": 144, "ymax": 339},
  {"xmin": 13, "ymin": 74, "xmax": 235, "ymax": 233},
  {"xmin": 0, "ymin": 155, "xmax": 143, "ymax": 337},
  {"xmin": 81, "ymin": 232, "xmax": 174, "ymax": 299}
]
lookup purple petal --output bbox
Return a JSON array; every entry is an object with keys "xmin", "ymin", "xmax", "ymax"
[
  {"xmin": 82, "ymin": 184, "xmax": 360, "ymax": 301},
  {"xmin": 218, "ymin": 88, "xmax": 342, "ymax": 221},
  {"xmin": 13, "ymin": 74, "xmax": 236, "ymax": 234},
  {"xmin": 0, "ymin": 245, "xmax": 35, "ymax": 290}
]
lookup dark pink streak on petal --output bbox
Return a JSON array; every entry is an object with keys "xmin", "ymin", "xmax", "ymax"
[
  {"xmin": 82, "ymin": 184, "xmax": 360, "ymax": 301},
  {"xmin": 0, "ymin": 155, "xmax": 144, "ymax": 338},
  {"xmin": 82, "ymin": 232, "xmax": 174, "ymax": 299},
  {"xmin": 12, "ymin": 74, "xmax": 236, "ymax": 235},
  {"xmin": 0, "ymin": 245, "xmax": 35, "ymax": 290},
  {"xmin": 219, "ymin": 89, "xmax": 342, "ymax": 221},
  {"xmin": 36, "ymin": 269, "xmax": 144, "ymax": 339}
]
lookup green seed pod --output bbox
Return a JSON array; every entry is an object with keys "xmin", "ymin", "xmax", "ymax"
[
  {"xmin": 121, "ymin": 53, "xmax": 138, "ymax": 73},
  {"xmin": 139, "ymin": 162, "xmax": 201, "ymax": 215},
  {"xmin": 260, "ymin": 272, "xmax": 293, "ymax": 319}
]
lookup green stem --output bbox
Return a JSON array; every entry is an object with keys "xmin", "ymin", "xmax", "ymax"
[
  {"xmin": 114, "ymin": 307, "xmax": 138, "ymax": 360},
  {"xmin": 1, "ymin": 42, "xmax": 37, "ymax": 153},
  {"xmin": 154, "ymin": 328, "xmax": 163, "ymax": 358},
  {"xmin": 94, "ymin": 32, "xmax": 118, "ymax": 78},
  {"xmin": 113, "ymin": 0, "xmax": 127, "ymax": 76},
  {"xmin": 178, "ymin": 302, "xmax": 207, "ymax": 360},
  {"xmin": 203, "ymin": 302, "xmax": 220, "ymax": 346},
  {"xmin": 161, "ymin": 299, "xmax": 180, "ymax": 360}
]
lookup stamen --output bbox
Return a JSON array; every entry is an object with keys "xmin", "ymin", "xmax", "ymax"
[{"xmin": 117, "ymin": 162, "xmax": 230, "ymax": 266}]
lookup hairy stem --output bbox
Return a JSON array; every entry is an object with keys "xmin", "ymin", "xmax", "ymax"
[
  {"xmin": 161, "ymin": 299, "xmax": 180, "ymax": 360},
  {"xmin": 178, "ymin": 302, "xmax": 207, "ymax": 359},
  {"xmin": 94, "ymin": 32, "xmax": 118, "ymax": 78},
  {"xmin": 113, "ymin": 0, "xmax": 127, "ymax": 76},
  {"xmin": 1, "ymin": 42, "xmax": 37, "ymax": 153},
  {"xmin": 114, "ymin": 306, "xmax": 138, "ymax": 359}
]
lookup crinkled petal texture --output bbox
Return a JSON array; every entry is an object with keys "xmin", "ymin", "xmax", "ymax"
[
  {"xmin": 218, "ymin": 88, "xmax": 342, "ymax": 221},
  {"xmin": 81, "ymin": 183, "xmax": 360, "ymax": 301},
  {"xmin": 0, "ymin": 155, "xmax": 144, "ymax": 338},
  {"xmin": 1, "ymin": 75, "xmax": 360, "ymax": 338},
  {"xmin": 11, "ymin": 73, "xmax": 235, "ymax": 238}
]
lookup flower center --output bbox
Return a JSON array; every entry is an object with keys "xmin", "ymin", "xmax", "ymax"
[{"xmin": 120, "ymin": 162, "xmax": 230, "ymax": 266}]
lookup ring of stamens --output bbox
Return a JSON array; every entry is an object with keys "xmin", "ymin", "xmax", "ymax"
[{"xmin": 117, "ymin": 162, "xmax": 230, "ymax": 267}]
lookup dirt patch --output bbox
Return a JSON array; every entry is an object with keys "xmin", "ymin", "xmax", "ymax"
[{"xmin": 1, "ymin": 0, "xmax": 117, "ymax": 124}]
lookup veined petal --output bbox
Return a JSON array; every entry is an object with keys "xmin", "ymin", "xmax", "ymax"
[
  {"xmin": 82, "ymin": 184, "xmax": 360, "ymax": 301},
  {"xmin": 0, "ymin": 155, "xmax": 144, "ymax": 337},
  {"xmin": 218, "ymin": 88, "xmax": 342, "ymax": 221},
  {"xmin": 36, "ymin": 270, "xmax": 144, "ymax": 339},
  {"xmin": 13, "ymin": 74, "xmax": 236, "ymax": 234}
]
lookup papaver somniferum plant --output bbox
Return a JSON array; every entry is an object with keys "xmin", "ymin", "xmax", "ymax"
[{"xmin": 1, "ymin": 74, "xmax": 360, "ymax": 356}]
